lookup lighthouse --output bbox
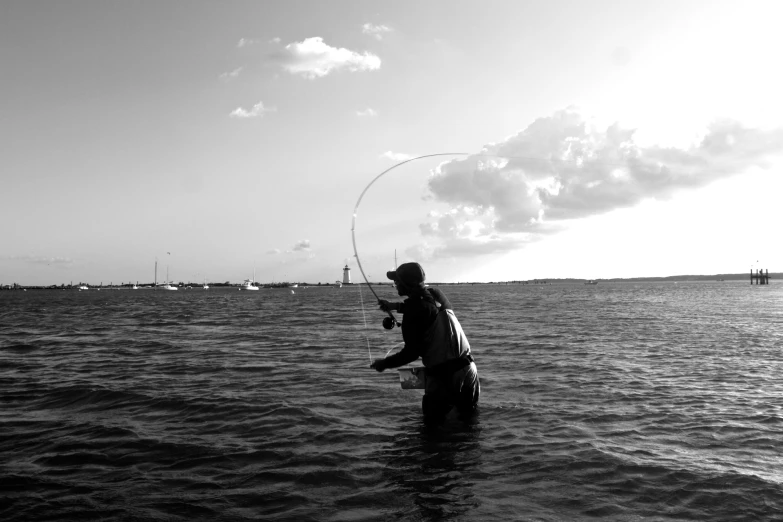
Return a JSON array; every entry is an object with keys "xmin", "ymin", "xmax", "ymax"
[{"xmin": 342, "ymin": 265, "xmax": 352, "ymax": 285}]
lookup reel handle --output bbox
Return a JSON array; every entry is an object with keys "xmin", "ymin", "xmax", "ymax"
[{"xmin": 382, "ymin": 316, "xmax": 398, "ymax": 330}]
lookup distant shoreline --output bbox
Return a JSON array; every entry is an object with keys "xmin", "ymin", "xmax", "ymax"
[{"xmin": 2, "ymin": 273, "xmax": 777, "ymax": 290}]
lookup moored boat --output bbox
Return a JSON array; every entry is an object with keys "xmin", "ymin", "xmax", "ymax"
[
  {"xmin": 161, "ymin": 266, "xmax": 178, "ymax": 290},
  {"xmin": 240, "ymin": 268, "xmax": 259, "ymax": 290}
]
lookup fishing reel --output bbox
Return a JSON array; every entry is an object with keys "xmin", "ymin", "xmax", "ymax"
[{"xmin": 382, "ymin": 316, "xmax": 397, "ymax": 330}]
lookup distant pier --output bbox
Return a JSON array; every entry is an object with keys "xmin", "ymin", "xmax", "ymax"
[{"xmin": 750, "ymin": 269, "xmax": 771, "ymax": 285}]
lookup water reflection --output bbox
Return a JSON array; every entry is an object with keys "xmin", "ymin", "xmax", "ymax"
[{"xmin": 382, "ymin": 411, "xmax": 483, "ymax": 520}]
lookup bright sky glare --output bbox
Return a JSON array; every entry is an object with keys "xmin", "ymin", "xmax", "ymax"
[{"xmin": 2, "ymin": 0, "xmax": 782, "ymax": 285}]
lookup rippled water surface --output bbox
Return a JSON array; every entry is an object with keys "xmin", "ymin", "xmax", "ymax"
[{"xmin": 1, "ymin": 282, "xmax": 782, "ymax": 521}]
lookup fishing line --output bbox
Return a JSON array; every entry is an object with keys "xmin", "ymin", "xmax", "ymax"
[
  {"xmin": 356, "ymin": 281, "xmax": 373, "ymax": 362},
  {"xmin": 356, "ymin": 272, "xmax": 405, "ymax": 361},
  {"xmin": 385, "ymin": 342, "xmax": 404, "ymax": 358}
]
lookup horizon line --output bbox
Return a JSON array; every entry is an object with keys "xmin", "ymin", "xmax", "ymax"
[{"xmin": 1, "ymin": 271, "xmax": 777, "ymax": 288}]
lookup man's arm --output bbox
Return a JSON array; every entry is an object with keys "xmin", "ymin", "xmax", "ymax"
[
  {"xmin": 378, "ymin": 299, "xmax": 401, "ymax": 313},
  {"xmin": 372, "ymin": 344, "xmax": 419, "ymax": 371}
]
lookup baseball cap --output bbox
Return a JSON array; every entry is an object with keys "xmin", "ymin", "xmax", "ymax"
[{"xmin": 386, "ymin": 262, "xmax": 425, "ymax": 286}]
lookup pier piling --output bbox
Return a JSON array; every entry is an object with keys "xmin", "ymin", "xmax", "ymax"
[{"xmin": 750, "ymin": 269, "xmax": 771, "ymax": 285}]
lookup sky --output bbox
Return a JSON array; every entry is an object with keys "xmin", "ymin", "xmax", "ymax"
[{"xmin": 2, "ymin": 0, "xmax": 782, "ymax": 285}]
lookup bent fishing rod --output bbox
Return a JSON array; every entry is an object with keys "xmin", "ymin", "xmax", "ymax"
[{"xmin": 350, "ymin": 152, "xmax": 470, "ymax": 329}]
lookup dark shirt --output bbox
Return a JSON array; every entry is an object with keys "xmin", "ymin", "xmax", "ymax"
[{"xmin": 383, "ymin": 287, "xmax": 453, "ymax": 369}]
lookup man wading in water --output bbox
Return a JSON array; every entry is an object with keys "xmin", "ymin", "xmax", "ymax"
[{"xmin": 370, "ymin": 262, "xmax": 480, "ymax": 423}]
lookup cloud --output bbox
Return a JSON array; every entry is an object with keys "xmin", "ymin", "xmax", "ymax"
[
  {"xmin": 411, "ymin": 207, "xmax": 543, "ymax": 260},
  {"xmin": 219, "ymin": 66, "xmax": 243, "ymax": 81},
  {"xmin": 402, "ymin": 214, "xmax": 536, "ymax": 262},
  {"xmin": 237, "ymin": 38, "xmax": 261, "ymax": 48},
  {"xmin": 229, "ymin": 101, "xmax": 276, "ymax": 118},
  {"xmin": 418, "ymin": 108, "xmax": 783, "ymax": 256},
  {"xmin": 268, "ymin": 241, "xmax": 311, "ymax": 255},
  {"xmin": 380, "ymin": 151, "xmax": 414, "ymax": 161},
  {"xmin": 357, "ymin": 108, "xmax": 377, "ymax": 117},
  {"xmin": 238, "ymin": 37, "xmax": 279, "ymax": 47},
  {"xmin": 362, "ymin": 23, "xmax": 392, "ymax": 40},
  {"xmin": 273, "ymin": 37, "xmax": 381, "ymax": 79},
  {"xmin": 292, "ymin": 239, "xmax": 311, "ymax": 251}
]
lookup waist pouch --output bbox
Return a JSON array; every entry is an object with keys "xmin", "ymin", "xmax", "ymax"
[{"xmin": 426, "ymin": 354, "xmax": 474, "ymax": 378}]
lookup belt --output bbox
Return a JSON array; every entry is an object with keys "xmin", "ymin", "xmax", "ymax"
[{"xmin": 426, "ymin": 354, "xmax": 474, "ymax": 377}]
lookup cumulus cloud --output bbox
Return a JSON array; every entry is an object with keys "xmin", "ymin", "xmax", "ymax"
[
  {"xmin": 219, "ymin": 66, "xmax": 243, "ymax": 81},
  {"xmin": 269, "ymin": 37, "xmax": 281, "ymax": 44},
  {"xmin": 273, "ymin": 37, "xmax": 381, "ymax": 79},
  {"xmin": 237, "ymin": 38, "xmax": 261, "ymax": 48},
  {"xmin": 268, "ymin": 241, "xmax": 311, "ymax": 255},
  {"xmin": 380, "ymin": 151, "xmax": 414, "ymax": 161},
  {"xmin": 291, "ymin": 239, "xmax": 311, "ymax": 251},
  {"xmin": 229, "ymin": 101, "xmax": 276, "ymax": 118},
  {"xmin": 418, "ymin": 108, "xmax": 783, "ymax": 256},
  {"xmin": 362, "ymin": 23, "xmax": 392, "ymax": 40},
  {"xmin": 411, "ymin": 207, "xmax": 544, "ymax": 260},
  {"xmin": 357, "ymin": 108, "xmax": 377, "ymax": 117}
]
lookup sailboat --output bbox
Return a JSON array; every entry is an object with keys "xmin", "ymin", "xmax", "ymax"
[
  {"xmin": 203, "ymin": 277, "xmax": 209, "ymax": 290},
  {"xmin": 240, "ymin": 267, "xmax": 259, "ymax": 290},
  {"xmin": 162, "ymin": 266, "xmax": 178, "ymax": 290}
]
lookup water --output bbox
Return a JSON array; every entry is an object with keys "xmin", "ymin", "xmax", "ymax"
[{"xmin": 1, "ymin": 282, "xmax": 782, "ymax": 521}]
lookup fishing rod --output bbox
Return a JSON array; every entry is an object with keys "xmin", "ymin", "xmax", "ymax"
[{"xmin": 350, "ymin": 152, "xmax": 470, "ymax": 329}]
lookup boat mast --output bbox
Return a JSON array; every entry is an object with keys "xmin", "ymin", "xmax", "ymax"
[{"xmin": 154, "ymin": 258, "xmax": 158, "ymax": 289}]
